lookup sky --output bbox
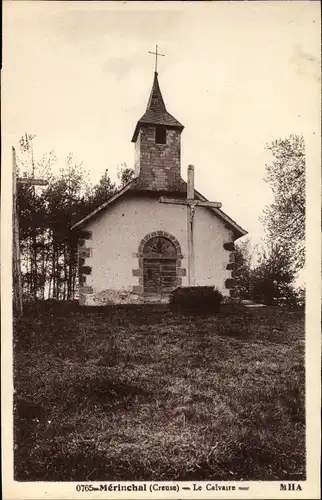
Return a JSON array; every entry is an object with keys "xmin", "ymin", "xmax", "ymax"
[{"xmin": 2, "ymin": 1, "xmax": 320, "ymax": 250}]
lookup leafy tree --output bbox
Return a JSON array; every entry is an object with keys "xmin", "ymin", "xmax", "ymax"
[
  {"xmin": 232, "ymin": 240, "xmax": 301, "ymax": 306},
  {"xmin": 42, "ymin": 154, "xmax": 91, "ymax": 299},
  {"xmin": 17, "ymin": 135, "xmax": 56, "ymax": 299},
  {"xmin": 86, "ymin": 169, "xmax": 117, "ymax": 213},
  {"xmin": 262, "ymin": 135, "xmax": 305, "ymax": 270},
  {"xmin": 16, "ymin": 134, "xmax": 135, "ymax": 301},
  {"xmin": 232, "ymin": 239, "xmax": 253, "ymax": 300},
  {"xmin": 251, "ymin": 243, "xmax": 298, "ymax": 306},
  {"xmin": 117, "ymin": 162, "xmax": 135, "ymax": 187},
  {"xmin": 83, "ymin": 164, "xmax": 135, "ymax": 216}
]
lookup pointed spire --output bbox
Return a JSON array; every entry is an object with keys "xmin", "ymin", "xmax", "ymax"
[
  {"xmin": 146, "ymin": 72, "xmax": 167, "ymax": 112},
  {"xmin": 131, "ymin": 71, "xmax": 184, "ymax": 142}
]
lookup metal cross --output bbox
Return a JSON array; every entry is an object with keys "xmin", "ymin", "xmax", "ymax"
[{"xmin": 148, "ymin": 44, "xmax": 165, "ymax": 73}]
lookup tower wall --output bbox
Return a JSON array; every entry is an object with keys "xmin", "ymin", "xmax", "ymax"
[
  {"xmin": 134, "ymin": 130, "xmax": 141, "ymax": 177},
  {"xmin": 134, "ymin": 125, "xmax": 182, "ymax": 191}
]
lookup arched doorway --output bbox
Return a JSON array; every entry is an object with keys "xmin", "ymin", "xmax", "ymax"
[{"xmin": 143, "ymin": 236, "xmax": 177, "ymax": 300}]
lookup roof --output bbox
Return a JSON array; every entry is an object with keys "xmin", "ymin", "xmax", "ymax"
[
  {"xmin": 71, "ymin": 178, "xmax": 247, "ymax": 240},
  {"xmin": 131, "ymin": 72, "xmax": 184, "ymax": 142}
]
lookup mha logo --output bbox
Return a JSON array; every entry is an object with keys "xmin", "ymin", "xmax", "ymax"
[{"xmin": 280, "ymin": 483, "xmax": 303, "ymax": 491}]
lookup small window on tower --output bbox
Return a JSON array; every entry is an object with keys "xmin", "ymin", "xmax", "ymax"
[{"xmin": 155, "ymin": 126, "xmax": 167, "ymax": 144}]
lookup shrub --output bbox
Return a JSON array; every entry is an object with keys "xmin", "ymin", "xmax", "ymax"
[
  {"xmin": 169, "ymin": 286, "xmax": 223, "ymax": 314},
  {"xmin": 294, "ymin": 286, "xmax": 305, "ymax": 309}
]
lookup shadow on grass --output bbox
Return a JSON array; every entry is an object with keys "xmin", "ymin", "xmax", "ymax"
[
  {"xmin": 14, "ymin": 302, "xmax": 305, "ymax": 481},
  {"xmin": 15, "ymin": 374, "xmax": 152, "ymax": 432}
]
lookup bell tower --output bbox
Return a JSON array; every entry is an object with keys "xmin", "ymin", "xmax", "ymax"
[{"xmin": 131, "ymin": 71, "xmax": 185, "ymax": 192}]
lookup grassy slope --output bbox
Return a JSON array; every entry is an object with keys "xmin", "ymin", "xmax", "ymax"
[{"xmin": 14, "ymin": 303, "xmax": 305, "ymax": 481}]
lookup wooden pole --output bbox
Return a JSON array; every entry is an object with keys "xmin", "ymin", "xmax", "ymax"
[
  {"xmin": 12, "ymin": 146, "xmax": 49, "ymax": 316},
  {"xmin": 12, "ymin": 147, "xmax": 23, "ymax": 317},
  {"xmin": 187, "ymin": 165, "xmax": 195, "ymax": 286}
]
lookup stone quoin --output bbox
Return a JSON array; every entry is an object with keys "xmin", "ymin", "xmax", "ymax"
[{"xmin": 71, "ymin": 64, "xmax": 247, "ymax": 305}]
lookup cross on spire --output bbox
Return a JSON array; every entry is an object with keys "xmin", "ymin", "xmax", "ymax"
[{"xmin": 148, "ymin": 44, "xmax": 165, "ymax": 73}]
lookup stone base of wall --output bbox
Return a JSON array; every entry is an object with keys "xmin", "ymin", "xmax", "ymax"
[
  {"xmin": 144, "ymin": 294, "xmax": 170, "ymax": 304},
  {"xmin": 79, "ymin": 285, "xmax": 230, "ymax": 306},
  {"xmin": 80, "ymin": 289, "xmax": 144, "ymax": 306}
]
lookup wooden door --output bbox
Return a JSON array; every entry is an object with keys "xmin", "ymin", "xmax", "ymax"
[
  {"xmin": 142, "ymin": 236, "xmax": 178, "ymax": 301},
  {"xmin": 143, "ymin": 259, "xmax": 177, "ymax": 298}
]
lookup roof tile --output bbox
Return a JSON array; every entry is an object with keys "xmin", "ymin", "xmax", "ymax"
[{"xmin": 132, "ymin": 72, "xmax": 183, "ymax": 142}]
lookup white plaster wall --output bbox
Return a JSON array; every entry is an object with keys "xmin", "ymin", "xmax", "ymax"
[{"xmin": 84, "ymin": 195, "xmax": 232, "ymax": 296}]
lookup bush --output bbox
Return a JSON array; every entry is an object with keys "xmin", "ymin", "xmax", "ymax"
[
  {"xmin": 294, "ymin": 286, "xmax": 305, "ymax": 309},
  {"xmin": 169, "ymin": 286, "xmax": 223, "ymax": 314}
]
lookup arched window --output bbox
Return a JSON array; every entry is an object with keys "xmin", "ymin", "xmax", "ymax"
[{"xmin": 143, "ymin": 236, "xmax": 177, "ymax": 259}]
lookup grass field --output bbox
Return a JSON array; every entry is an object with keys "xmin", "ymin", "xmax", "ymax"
[{"xmin": 14, "ymin": 302, "xmax": 305, "ymax": 481}]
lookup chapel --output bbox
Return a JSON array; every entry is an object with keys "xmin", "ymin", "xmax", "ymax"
[{"xmin": 72, "ymin": 68, "xmax": 247, "ymax": 305}]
